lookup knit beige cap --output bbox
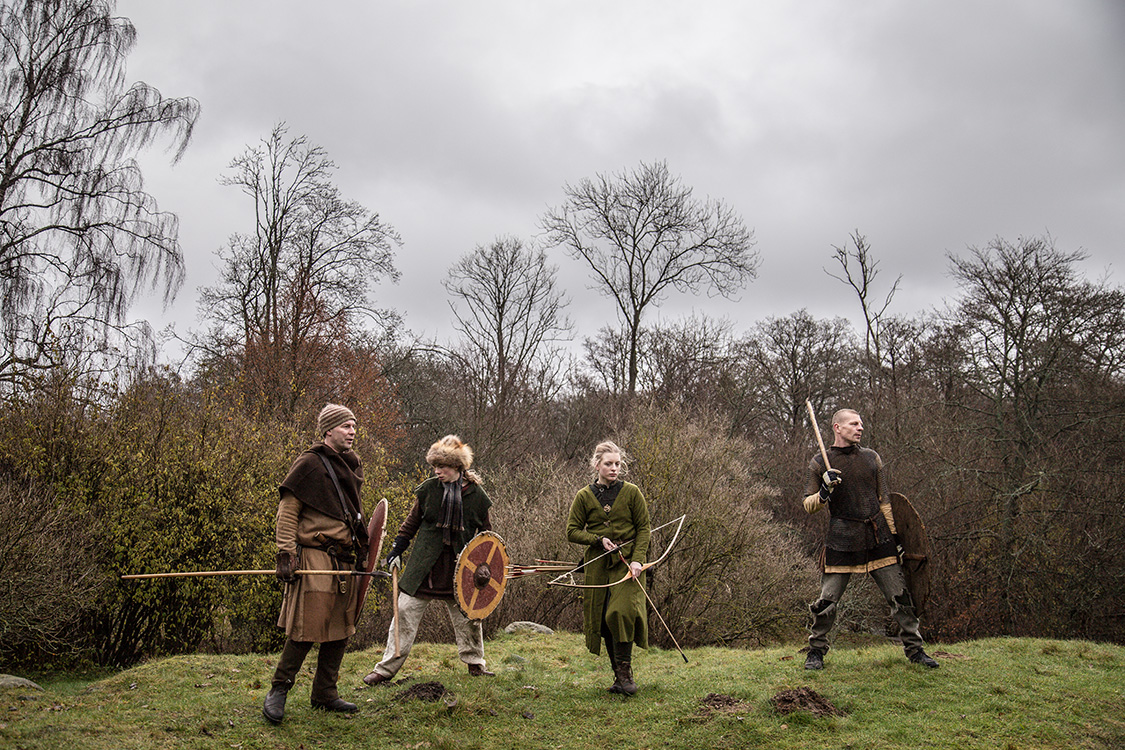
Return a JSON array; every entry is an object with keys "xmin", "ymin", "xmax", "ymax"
[{"xmin": 317, "ymin": 403, "xmax": 356, "ymax": 436}]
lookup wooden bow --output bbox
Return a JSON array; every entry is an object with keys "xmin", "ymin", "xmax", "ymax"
[
  {"xmin": 614, "ymin": 546, "xmax": 689, "ymax": 663},
  {"xmin": 547, "ymin": 514, "xmax": 687, "ymax": 590}
]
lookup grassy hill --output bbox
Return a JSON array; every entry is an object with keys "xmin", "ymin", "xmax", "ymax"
[{"xmin": 2, "ymin": 633, "xmax": 1122, "ymax": 749}]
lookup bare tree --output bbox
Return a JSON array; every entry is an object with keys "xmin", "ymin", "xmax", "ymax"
[
  {"xmin": 639, "ymin": 314, "xmax": 738, "ymax": 412},
  {"xmin": 940, "ymin": 235, "xmax": 1125, "ymax": 636},
  {"xmin": 541, "ymin": 160, "xmax": 758, "ymax": 396},
  {"xmin": 740, "ymin": 309, "xmax": 858, "ymax": 441},
  {"xmin": 826, "ymin": 231, "xmax": 915, "ymax": 436},
  {"xmin": 579, "ymin": 325, "xmax": 636, "ymax": 396},
  {"xmin": 443, "ymin": 235, "xmax": 571, "ymax": 454},
  {"xmin": 196, "ymin": 124, "xmax": 400, "ymax": 421},
  {"xmin": 0, "ymin": 0, "xmax": 199, "ymax": 390},
  {"xmin": 827, "ymin": 231, "xmax": 901, "ymax": 370}
]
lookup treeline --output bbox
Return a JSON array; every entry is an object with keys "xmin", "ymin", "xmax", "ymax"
[
  {"xmin": 1, "ymin": 0, "xmax": 1123, "ymax": 671},
  {"xmin": 3, "ymin": 230, "xmax": 1121, "ymax": 670}
]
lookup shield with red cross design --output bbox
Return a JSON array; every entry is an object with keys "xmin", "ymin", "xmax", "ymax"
[{"xmin": 455, "ymin": 531, "xmax": 510, "ymax": 621}]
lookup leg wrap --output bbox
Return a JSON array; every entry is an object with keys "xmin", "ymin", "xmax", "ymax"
[
  {"xmin": 272, "ymin": 639, "xmax": 313, "ymax": 690},
  {"xmin": 311, "ymin": 638, "xmax": 347, "ymax": 703}
]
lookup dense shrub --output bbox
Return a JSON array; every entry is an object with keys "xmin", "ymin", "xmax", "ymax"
[{"xmin": 0, "ymin": 476, "xmax": 108, "ymax": 670}]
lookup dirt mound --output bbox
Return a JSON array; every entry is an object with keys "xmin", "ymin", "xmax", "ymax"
[
  {"xmin": 698, "ymin": 693, "xmax": 751, "ymax": 716},
  {"xmin": 395, "ymin": 681, "xmax": 447, "ymax": 702},
  {"xmin": 770, "ymin": 687, "xmax": 844, "ymax": 717}
]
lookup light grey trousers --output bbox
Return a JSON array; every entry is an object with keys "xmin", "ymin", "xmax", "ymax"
[
  {"xmin": 807, "ymin": 564, "xmax": 925, "ymax": 656},
  {"xmin": 368, "ymin": 591, "xmax": 486, "ymax": 679}
]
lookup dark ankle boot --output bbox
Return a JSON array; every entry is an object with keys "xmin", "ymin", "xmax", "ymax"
[
  {"xmin": 612, "ymin": 642, "xmax": 637, "ymax": 696},
  {"xmin": 804, "ymin": 648, "xmax": 825, "ymax": 670},
  {"xmin": 262, "ymin": 680, "xmax": 291, "ymax": 724}
]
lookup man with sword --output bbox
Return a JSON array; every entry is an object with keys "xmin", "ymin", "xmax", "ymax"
[
  {"xmin": 262, "ymin": 403, "xmax": 370, "ymax": 724},
  {"xmin": 802, "ymin": 408, "xmax": 939, "ymax": 670}
]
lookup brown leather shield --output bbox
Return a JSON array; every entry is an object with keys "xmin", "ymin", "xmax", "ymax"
[
  {"xmin": 889, "ymin": 492, "xmax": 931, "ymax": 616},
  {"xmin": 356, "ymin": 498, "xmax": 388, "ymax": 612},
  {"xmin": 455, "ymin": 531, "xmax": 509, "ymax": 621}
]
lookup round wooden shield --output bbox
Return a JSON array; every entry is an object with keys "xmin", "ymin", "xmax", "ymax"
[
  {"xmin": 356, "ymin": 498, "xmax": 388, "ymax": 613},
  {"xmin": 455, "ymin": 531, "xmax": 509, "ymax": 621},
  {"xmin": 889, "ymin": 492, "xmax": 931, "ymax": 616}
]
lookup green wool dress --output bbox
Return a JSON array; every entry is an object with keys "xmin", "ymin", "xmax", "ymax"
[{"xmin": 566, "ymin": 481, "xmax": 651, "ymax": 654}]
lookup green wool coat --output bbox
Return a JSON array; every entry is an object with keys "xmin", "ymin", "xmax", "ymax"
[
  {"xmin": 398, "ymin": 476, "xmax": 492, "ymax": 597},
  {"xmin": 566, "ymin": 481, "xmax": 651, "ymax": 654}
]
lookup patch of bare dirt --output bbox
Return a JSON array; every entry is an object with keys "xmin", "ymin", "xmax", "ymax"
[
  {"xmin": 697, "ymin": 693, "xmax": 752, "ymax": 716},
  {"xmin": 932, "ymin": 650, "xmax": 967, "ymax": 660},
  {"xmin": 395, "ymin": 681, "xmax": 447, "ymax": 702},
  {"xmin": 770, "ymin": 687, "xmax": 845, "ymax": 717}
]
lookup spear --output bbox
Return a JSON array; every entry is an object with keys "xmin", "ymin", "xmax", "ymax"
[{"xmin": 122, "ymin": 569, "xmax": 390, "ymax": 580}]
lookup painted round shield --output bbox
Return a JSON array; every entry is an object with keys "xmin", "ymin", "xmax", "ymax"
[
  {"xmin": 455, "ymin": 531, "xmax": 509, "ymax": 621},
  {"xmin": 356, "ymin": 498, "xmax": 388, "ymax": 613}
]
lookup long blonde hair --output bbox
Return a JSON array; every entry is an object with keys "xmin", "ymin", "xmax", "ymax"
[{"xmin": 588, "ymin": 440, "xmax": 629, "ymax": 483}]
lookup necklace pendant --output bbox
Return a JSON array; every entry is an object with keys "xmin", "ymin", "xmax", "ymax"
[{"xmin": 603, "ymin": 504, "xmax": 612, "ymax": 513}]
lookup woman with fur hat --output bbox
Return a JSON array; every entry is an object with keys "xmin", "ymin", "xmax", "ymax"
[
  {"xmin": 363, "ymin": 435, "xmax": 494, "ymax": 684},
  {"xmin": 566, "ymin": 440, "xmax": 651, "ymax": 695}
]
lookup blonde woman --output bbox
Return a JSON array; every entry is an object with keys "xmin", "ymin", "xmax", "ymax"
[{"xmin": 566, "ymin": 441, "xmax": 651, "ymax": 695}]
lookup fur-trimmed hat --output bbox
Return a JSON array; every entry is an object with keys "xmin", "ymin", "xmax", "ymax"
[
  {"xmin": 426, "ymin": 434, "xmax": 472, "ymax": 470},
  {"xmin": 317, "ymin": 403, "xmax": 356, "ymax": 436}
]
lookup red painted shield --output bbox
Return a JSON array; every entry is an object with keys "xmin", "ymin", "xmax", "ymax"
[
  {"xmin": 455, "ymin": 531, "xmax": 509, "ymax": 621},
  {"xmin": 356, "ymin": 498, "xmax": 388, "ymax": 613}
]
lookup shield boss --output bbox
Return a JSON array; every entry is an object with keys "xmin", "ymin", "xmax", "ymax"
[{"xmin": 455, "ymin": 531, "xmax": 509, "ymax": 621}]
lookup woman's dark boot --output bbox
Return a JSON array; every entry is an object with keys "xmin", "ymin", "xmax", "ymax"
[
  {"xmin": 605, "ymin": 635, "xmax": 623, "ymax": 693},
  {"xmin": 612, "ymin": 642, "xmax": 637, "ymax": 696}
]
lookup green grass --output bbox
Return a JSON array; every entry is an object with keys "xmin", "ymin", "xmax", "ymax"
[{"xmin": 2, "ymin": 634, "xmax": 1123, "ymax": 749}]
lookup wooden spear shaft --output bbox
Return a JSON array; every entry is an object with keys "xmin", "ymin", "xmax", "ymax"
[
  {"xmin": 392, "ymin": 567, "xmax": 401, "ymax": 658},
  {"xmin": 805, "ymin": 399, "xmax": 833, "ymax": 472},
  {"xmin": 121, "ymin": 569, "xmax": 390, "ymax": 580}
]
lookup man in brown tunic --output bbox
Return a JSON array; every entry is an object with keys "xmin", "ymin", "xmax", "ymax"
[
  {"xmin": 262, "ymin": 404, "xmax": 369, "ymax": 724},
  {"xmin": 802, "ymin": 408, "xmax": 938, "ymax": 670}
]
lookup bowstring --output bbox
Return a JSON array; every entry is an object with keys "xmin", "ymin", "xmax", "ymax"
[{"xmin": 547, "ymin": 514, "xmax": 686, "ymax": 588}]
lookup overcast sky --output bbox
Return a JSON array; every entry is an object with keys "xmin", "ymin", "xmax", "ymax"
[{"xmin": 118, "ymin": 1, "xmax": 1125, "ymax": 360}]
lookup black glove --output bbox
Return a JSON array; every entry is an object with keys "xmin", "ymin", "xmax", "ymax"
[
  {"xmin": 818, "ymin": 469, "xmax": 843, "ymax": 500},
  {"xmin": 385, "ymin": 536, "xmax": 410, "ymax": 571},
  {"xmin": 275, "ymin": 550, "xmax": 298, "ymax": 583}
]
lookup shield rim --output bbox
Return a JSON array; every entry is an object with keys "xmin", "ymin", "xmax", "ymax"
[
  {"xmin": 889, "ymin": 492, "xmax": 931, "ymax": 616},
  {"xmin": 356, "ymin": 498, "xmax": 388, "ymax": 612},
  {"xmin": 455, "ymin": 530, "xmax": 509, "ymax": 621}
]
